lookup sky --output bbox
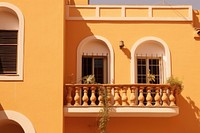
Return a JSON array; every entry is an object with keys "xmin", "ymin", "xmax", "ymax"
[{"xmin": 89, "ymin": 0, "xmax": 200, "ymax": 9}]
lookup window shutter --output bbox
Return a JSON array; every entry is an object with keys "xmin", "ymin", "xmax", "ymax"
[{"xmin": 0, "ymin": 30, "xmax": 17, "ymax": 74}]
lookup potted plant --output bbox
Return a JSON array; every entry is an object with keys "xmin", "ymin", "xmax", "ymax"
[
  {"xmin": 167, "ymin": 76, "xmax": 184, "ymax": 94},
  {"xmin": 82, "ymin": 74, "xmax": 96, "ymax": 84}
]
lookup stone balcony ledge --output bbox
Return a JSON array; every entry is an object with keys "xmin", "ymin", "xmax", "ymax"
[{"xmin": 64, "ymin": 84, "xmax": 179, "ymax": 117}]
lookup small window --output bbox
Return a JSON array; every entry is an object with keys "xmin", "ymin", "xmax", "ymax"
[
  {"xmin": 137, "ymin": 56, "xmax": 162, "ymax": 84},
  {"xmin": 0, "ymin": 30, "xmax": 18, "ymax": 74},
  {"xmin": 82, "ymin": 56, "xmax": 108, "ymax": 84},
  {"xmin": 0, "ymin": 3, "xmax": 24, "ymax": 80}
]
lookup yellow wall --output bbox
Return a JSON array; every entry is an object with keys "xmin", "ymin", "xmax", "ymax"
[
  {"xmin": 0, "ymin": 0, "xmax": 64, "ymax": 133},
  {"xmin": 64, "ymin": 6, "xmax": 200, "ymax": 133},
  {"xmin": 68, "ymin": 0, "xmax": 88, "ymax": 5}
]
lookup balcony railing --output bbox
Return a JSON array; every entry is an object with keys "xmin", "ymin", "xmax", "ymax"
[{"xmin": 64, "ymin": 84, "xmax": 179, "ymax": 117}]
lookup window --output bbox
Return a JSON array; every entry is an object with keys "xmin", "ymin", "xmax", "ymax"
[
  {"xmin": 137, "ymin": 57, "xmax": 162, "ymax": 84},
  {"xmin": 82, "ymin": 56, "xmax": 108, "ymax": 84},
  {"xmin": 136, "ymin": 56, "xmax": 163, "ymax": 105},
  {"xmin": 77, "ymin": 35, "xmax": 114, "ymax": 84},
  {"xmin": 0, "ymin": 30, "xmax": 18, "ymax": 74},
  {"xmin": 0, "ymin": 3, "xmax": 24, "ymax": 80},
  {"xmin": 131, "ymin": 37, "xmax": 171, "ymax": 84}
]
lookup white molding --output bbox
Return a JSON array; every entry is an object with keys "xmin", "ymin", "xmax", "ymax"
[
  {"xmin": 131, "ymin": 36, "xmax": 171, "ymax": 83},
  {"xmin": 64, "ymin": 106, "xmax": 179, "ymax": 117},
  {"xmin": 66, "ymin": 5, "xmax": 193, "ymax": 21},
  {"xmin": 77, "ymin": 35, "xmax": 114, "ymax": 84},
  {"xmin": 0, "ymin": 110, "xmax": 36, "ymax": 133},
  {"xmin": 0, "ymin": 2, "xmax": 24, "ymax": 81}
]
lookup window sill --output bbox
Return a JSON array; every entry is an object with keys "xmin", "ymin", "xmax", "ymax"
[{"xmin": 0, "ymin": 74, "xmax": 23, "ymax": 81}]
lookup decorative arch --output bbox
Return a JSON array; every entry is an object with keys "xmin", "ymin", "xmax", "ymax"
[
  {"xmin": 77, "ymin": 35, "xmax": 114, "ymax": 83},
  {"xmin": 131, "ymin": 36, "xmax": 171, "ymax": 83},
  {"xmin": 0, "ymin": 2, "xmax": 24, "ymax": 80},
  {"xmin": 0, "ymin": 110, "xmax": 36, "ymax": 133}
]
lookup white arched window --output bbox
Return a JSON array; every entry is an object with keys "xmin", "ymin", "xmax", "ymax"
[
  {"xmin": 131, "ymin": 36, "xmax": 171, "ymax": 84},
  {"xmin": 77, "ymin": 35, "xmax": 114, "ymax": 84},
  {"xmin": 0, "ymin": 2, "xmax": 24, "ymax": 80}
]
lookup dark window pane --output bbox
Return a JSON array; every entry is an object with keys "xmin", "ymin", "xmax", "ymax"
[
  {"xmin": 137, "ymin": 58, "xmax": 146, "ymax": 83},
  {"xmin": 149, "ymin": 59, "xmax": 160, "ymax": 84},
  {"xmin": 94, "ymin": 58, "xmax": 104, "ymax": 84},
  {"xmin": 137, "ymin": 58, "xmax": 146, "ymax": 65},
  {"xmin": 0, "ymin": 30, "xmax": 18, "ymax": 44},
  {"xmin": 82, "ymin": 57, "xmax": 92, "ymax": 77},
  {"xmin": 0, "ymin": 45, "xmax": 17, "ymax": 74}
]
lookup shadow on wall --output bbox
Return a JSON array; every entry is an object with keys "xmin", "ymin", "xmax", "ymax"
[
  {"xmin": 193, "ymin": 10, "xmax": 200, "ymax": 28},
  {"xmin": 186, "ymin": 97, "xmax": 200, "ymax": 122},
  {"xmin": 0, "ymin": 104, "xmax": 25, "ymax": 133},
  {"xmin": 107, "ymin": 95, "xmax": 200, "ymax": 133},
  {"xmin": 121, "ymin": 47, "xmax": 131, "ymax": 59},
  {"xmin": 193, "ymin": 10, "xmax": 200, "ymax": 41},
  {"xmin": 64, "ymin": 0, "xmax": 95, "ymax": 84},
  {"xmin": 0, "ymin": 104, "xmax": 7, "ymax": 118}
]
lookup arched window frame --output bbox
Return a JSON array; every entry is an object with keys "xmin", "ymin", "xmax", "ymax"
[
  {"xmin": 0, "ymin": 110, "xmax": 35, "ymax": 133},
  {"xmin": 131, "ymin": 36, "xmax": 171, "ymax": 84},
  {"xmin": 77, "ymin": 35, "xmax": 114, "ymax": 84},
  {"xmin": 0, "ymin": 2, "xmax": 24, "ymax": 80}
]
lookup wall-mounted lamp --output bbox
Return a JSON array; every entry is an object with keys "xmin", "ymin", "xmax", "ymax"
[
  {"xmin": 197, "ymin": 29, "xmax": 200, "ymax": 35},
  {"xmin": 194, "ymin": 28, "xmax": 200, "ymax": 38},
  {"xmin": 119, "ymin": 40, "xmax": 124, "ymax": 49}
]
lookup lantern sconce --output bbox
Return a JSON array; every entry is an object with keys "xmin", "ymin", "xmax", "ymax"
[
  {"xmin": 119, "ymin": 40, "xmax": 124, "ymax": 49},
  {"xmin": 194, "ymin": 28, "xmax": 200, "ymax": 38}
]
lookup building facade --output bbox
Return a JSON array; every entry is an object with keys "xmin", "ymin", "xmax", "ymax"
[{"xmin": 0, "ymin": 0, "xmax": 200, "ymax": 133}]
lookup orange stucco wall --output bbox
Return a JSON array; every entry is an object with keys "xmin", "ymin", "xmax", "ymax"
[
  {"xmin": 0, "ymin": 0, "xmax": 200, "ymax": 133},
  {"xmin": 0, "ymin": 0, "xmax": 64, "ymax": 133},
  {"xmin": 64, "ymin": 6, "xmax": 200, "ymax": 133}
]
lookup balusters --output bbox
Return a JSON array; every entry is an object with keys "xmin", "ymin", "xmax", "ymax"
[
  {"xmin": 66, "ymin": 86, "xmax": 72, "ymax": 106},
  {"xmin": 146, "ymin": 87, "xmax": 152, "ymax": 106},
  {"xmin": 82, "ymin": 86, "xmax": 89, "ymax": 106},
  {"xmin": 90, "ymin": 86, "xmax": 97, "ymax": 106},
  {"xmin": 161, "ymin": 87, "xmax": 169, "ymax": 106},
  {"xmin": 114, "ymin": 87, "xmax": 121, "ymax": 106},
  {"xmin": 154, "ymin": 87, "xmax": 161, "ymax": 106},
  {"xmin": 74, "ymin": 87, "xmax": 81, "ymax": 106},
  {"xmin": 122, "ymin": 87, "xmax": 128, "ymax": 106},
  {"xmin": 106, "ymin": 87, "xmax": 112, "ymax": 106},
  {"xmin": 130, "ymin": 86, "xmax": 136, "ymax": 106},
  {"xmin": 169, "ymin": 87, "xmax": 176, "ymax": 106},
  {"xmin": 98, "ymin": 87, "xmax": 104, "ymax": 106},
  {"xmin": 65, "ymin": 84, "xmax": 176, "ymax": 108},
  {"xmin": 138, "ymin": 87, "xmax": 144, "ymax": 106}
]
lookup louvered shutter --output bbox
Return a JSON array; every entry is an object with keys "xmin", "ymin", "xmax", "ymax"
[{"xmin": 0, "ymin": 30, "xmax": 17, "ymax": 74}]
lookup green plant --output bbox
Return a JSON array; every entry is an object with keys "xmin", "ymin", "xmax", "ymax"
[
  {"xmin": 81, "ymin": 75, "xmax": 110, "ymax": 133},
  {"xmin": 147, "ymin": 69, "xmax": 155, "ymax": 83},
  {"xmin": 82, "ymin": 74, "xmax": 96, "ymax": 84},
  {"xmin": 98, "ymin": 87, "xmax": 110, "ymax": 133},
  {"xmin": 167, "ymin": 76, "xmax": 184, "ymax": 94}
]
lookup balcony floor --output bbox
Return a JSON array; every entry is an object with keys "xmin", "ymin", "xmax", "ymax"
[{"xmin": 64, "ymin": 106, "xmax": 179, "ymax": 117}]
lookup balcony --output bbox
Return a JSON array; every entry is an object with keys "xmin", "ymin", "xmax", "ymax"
[{"xmin": 64, "ymin": 84, "xmax": 179, "ymax": 117}]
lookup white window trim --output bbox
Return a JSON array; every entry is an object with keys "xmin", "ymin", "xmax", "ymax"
[
  {"xmin": 77, "ymin": 35, "xmax": 114, "ymax": 84},
  {"xmin": 131, "ymin": 36, "xmax": 171, "ymax": 83},
  {"xmin": 0, "ymin": 2, "xmax": 24, "ymax": 80}
]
